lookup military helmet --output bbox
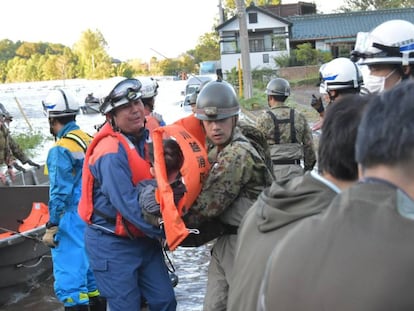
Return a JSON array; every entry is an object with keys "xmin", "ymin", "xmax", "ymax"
[
  {"xmin": 42, "ymin": 89, "xmax": 80, "ymax": 118},
  {"xmin": 351, "ymin": 19, "xmax": 414, "ymax": 66},
  {"xmin": 195, "ymin": 81, "xmax": 240, "ymax": 121},
  {"xmin": 265, "ymin": 78, "xmax": 290, "ymax": 96},
  {"xmin": 100, "ymin": 78, "xmax": 142, "ymax": 114}
]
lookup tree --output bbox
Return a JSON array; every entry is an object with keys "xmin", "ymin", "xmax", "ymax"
[
  {"xmin": 192, "ymin": 32, "xmax": 220, "ymax": 64},
  {"xmin": 73, "ymin": 29, "xmax": 112, "ymax": 79},
  {"xmin": 340, "ymin": 0, "xmax": 414, "ymax": 11},
  {"xmin": 0, "ymin": 39, "xmax": 18, "ymax": 62}
]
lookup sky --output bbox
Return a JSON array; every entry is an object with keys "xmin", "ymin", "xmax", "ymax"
[{"xmin": 0, "ymin": 0, "xmax": 345, "ymax": 62}]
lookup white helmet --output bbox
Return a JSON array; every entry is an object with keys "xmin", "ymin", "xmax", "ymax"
[
  {"xmin": 100, "ymin": 78, "xmax": 142, "ymax": 114},
  {"xmin": 320, "ymin": 57, "xmax": 363, "ymax": 91},
  {"xmin": 139, "ymin": 77, "xmax": 159, "ymax": 99},
  {"xmin": 351, "ymin": 19, "xmax": 414, "ymax": 66},
  {"xmin": 42, "ymin": 89, "xmax": 79, "ymax": 118}
]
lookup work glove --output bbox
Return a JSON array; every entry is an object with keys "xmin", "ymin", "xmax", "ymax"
[
  {"xmin": 42, "ymin": 225, "xmax": 59, "ymax": 248},
  {"xmin": 139, "ymin": 185, "xmax": 162, "ymax": 227},
  {"xmin": 310, "ymin": 94, "xmax": 325, "ymax": 114},
  {"xmin": 25, "ymin": 159, "xmax": 41, "ymax": 169}
]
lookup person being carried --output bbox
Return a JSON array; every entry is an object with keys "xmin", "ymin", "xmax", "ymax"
[
  {"xmin": 0, "ymin": 103, "xmax": 40, "ymax": 184},
  {"xmin": 139, "ymin": 138, "xmax": 186, "ymax": 227}
]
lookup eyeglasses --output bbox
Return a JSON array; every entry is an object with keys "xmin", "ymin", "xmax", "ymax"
[{"xmin": 106, "ymin": 79, "xmax": 142, "ymax": 105}]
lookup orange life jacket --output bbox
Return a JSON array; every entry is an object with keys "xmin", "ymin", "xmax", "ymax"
[
  {"xmin": 0, "ymin": 202, "xmax": 49, "ymax": 239},
  {"xmin": 145, "ymin": 115, "xmax": 161, "ymax": 138},
  {"xmin": 173, "ymin": 114, "xmax": 206, "ymax": 149},
  {"xmin": 78, "ymin": 122, "xmax": 152, "ymax": 239},
  {"xmin": 152, "ymin": 124, "xmax": 210, "ymax": 250}
]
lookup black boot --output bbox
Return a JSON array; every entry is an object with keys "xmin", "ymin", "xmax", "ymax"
[
  {"xmin": 64, "ymin": 305, "xmax": 90, "ymax": 311},
  {"xmin": 89, "ymin": 296, "xmax": 107, "ymax": 311}
]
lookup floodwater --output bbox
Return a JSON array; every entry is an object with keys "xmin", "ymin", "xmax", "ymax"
[{"xmin": 0, "ymin": 78, "xmax": 212, "ymax": 311}]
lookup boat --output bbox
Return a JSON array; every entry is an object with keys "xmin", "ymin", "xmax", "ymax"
[
  {"xmin": 80, "ymin": 93, "xmax": 100, "ymax": 114},
  {"xmin": 0, "ymin": 164, "xmax": 49, "ymax": 187},
  {"xmin": 0, "ymin": 185, "xmax": 52, "ymax": 306}
]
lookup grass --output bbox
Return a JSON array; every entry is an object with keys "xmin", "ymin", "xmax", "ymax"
[{"xmin": 12, "ymin": 131, "xmax": 45, "ymax": 157}]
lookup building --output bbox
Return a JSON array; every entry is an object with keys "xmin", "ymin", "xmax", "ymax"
[{"xmin": 216, "ymin": 3, "xmax": 414, "ymax": 76}]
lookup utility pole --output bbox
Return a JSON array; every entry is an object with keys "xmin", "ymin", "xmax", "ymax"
[{"xmin": 236, "ymin": 0, "xmax": 253, "ymax": 99}]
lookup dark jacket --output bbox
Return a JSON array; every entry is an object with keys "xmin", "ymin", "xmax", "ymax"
[{"xmin": 258, "ymin": 181, "xmax": 414, "ymax": 311}]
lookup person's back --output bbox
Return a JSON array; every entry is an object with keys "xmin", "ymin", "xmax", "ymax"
[
  {"xmin": 258, "ymin": 81, "xmax": 414, "ymax": 311},
  {"xmin": 228, "ymin": 94, "xmax": 368, "ymax": 311},
  {"xmin": 256, "ymin": 78, "xmax": 316, "ymax": 181}
]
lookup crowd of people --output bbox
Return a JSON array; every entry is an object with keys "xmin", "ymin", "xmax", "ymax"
[{"xmin": 2, "ymin": 18, "xmax": 414, "ymax": 311}]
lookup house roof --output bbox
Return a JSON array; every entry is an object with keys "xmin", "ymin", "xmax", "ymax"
[
  {"xmin": 216, "ymin": 4, "xmax": 292, "ymax": 31},
  {"xmin": 287, "ymin": 7, "xmax": 414, "ymax": 41}
]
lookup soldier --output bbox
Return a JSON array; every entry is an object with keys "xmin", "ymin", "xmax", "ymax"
[
  {"xmin": 256, "ymin": 78, "xmax": 316, "ymax": 181},
  {"xmin": 258, "ymin": 81, "xmax": 414, "ymax": 311},
  {"xmin": 183, "ymin": 81, "xmax": 273, "ymax": 311},
  {"xmin": 228, "ymin": 93, "xmax": 369, "ymax": 311},
  {"xmin": 0, "ymin": 103, "xmax": 39, "ymax": 183}
]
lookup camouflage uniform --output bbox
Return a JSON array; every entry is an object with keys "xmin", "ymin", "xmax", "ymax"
[
  {"xmin": 185, "ymin": 126, "xmax": 270, "ymax": 311},
  {"xmin": 256, "ymin": 105, "xmax": 316, "ymax": 181},
  {"xmin": 0, "ymin": 123, "xmax": 28, "ymax": 166}
]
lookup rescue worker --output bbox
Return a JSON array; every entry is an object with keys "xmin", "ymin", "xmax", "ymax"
[
  {"xmin": 78, "ymin": 78, "xmax": 176, "ymax": 311},
  {"xmin": 0, "ymin": 103, "xmax": 39, "ymax": 183},
  {"xmin": 311, "ymin": 57, "xmax": 364, "ymax": 131},
  {"xmin": 227, "ymin": 94, "xmax": 369, "ymax": 311},
  {"xmin": 258, "ymin": 81, "xmax": 414, "ymax": 311},
  {"xmin": 183, "ymin": 81, "xmax": 273, "ymax": 311},
  {"xmin": 256, "ymin": 78, "xmax": 316, "ymax": 181},
  {"xmin": 140, "ymin": 76, "xmax": 165, "ymax": 137},
  {"xmin": 351, "ymin": 19, "xmax": 414, "ymax": 94},
  {"xmin": 41, "ymin": 89, "xmax": 105, "ymax": 311}
]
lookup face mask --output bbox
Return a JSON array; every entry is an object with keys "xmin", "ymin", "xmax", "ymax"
[{"xmin": 364, "ymin": 69, "xmax": 396, "ymax": 94}]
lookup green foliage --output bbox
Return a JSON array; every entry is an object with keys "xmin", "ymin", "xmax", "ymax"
[
  {"xmin": 192, "ymin": 32, "xmax": 220, "ymax": 66},
  {"xmin": 12, "ymin": 131, "xmax": 44, "ymax": 157},
  {"xmin": 274, "ymin": 44, "xmax": 332, "ymax": 67}
]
